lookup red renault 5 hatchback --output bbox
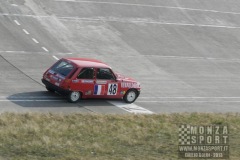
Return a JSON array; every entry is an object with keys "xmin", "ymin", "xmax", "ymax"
[{"xmin": 42, "ymin": 58, "xmax": 140, "ymax": 103}]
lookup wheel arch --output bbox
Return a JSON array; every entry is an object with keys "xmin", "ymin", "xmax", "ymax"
[
  {"xmin": 125, "ymin": 88, "xmax": 140, "ymax": 97},
  {"xmin": 67, "ymin": 90, "xmax": 82, "ymax": 103},
  {"xmin": 123, "ymin": 88, "xmax": 140, "ymax": 103}
]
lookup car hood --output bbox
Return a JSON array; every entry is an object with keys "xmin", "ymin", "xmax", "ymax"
[
  {"xmin": 115, "ymin": 73, "xmax": 134, "ymax": 81},
  {"xmin": 115, "ymin": 73, "xmax": 140, "ymax": 88}
]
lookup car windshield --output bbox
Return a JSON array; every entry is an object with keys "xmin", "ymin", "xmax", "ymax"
[{"xmin": 51, "ymin": 60, "xmax": 74, "ymax": 77}]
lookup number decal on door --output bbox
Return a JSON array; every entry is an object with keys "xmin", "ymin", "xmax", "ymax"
[{"xmin": 107, "ymin": 83, "xmax": 118, "ymax": 95}]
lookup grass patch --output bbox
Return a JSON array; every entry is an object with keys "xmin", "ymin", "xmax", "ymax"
[{"xmin": 0, "ymin": 113, "xmax": 239, "ymax": 159}]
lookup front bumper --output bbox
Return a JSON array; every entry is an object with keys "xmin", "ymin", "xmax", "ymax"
[{"xmin": 42, "ymin": 79, "xmax": 70, "ymax": 95}]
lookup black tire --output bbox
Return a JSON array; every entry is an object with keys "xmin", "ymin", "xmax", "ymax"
[
  {"xmin": 123, "ymin": 89, "xmax": 138, "ymax": 103},
  {"xmin": 67, "ymin": 91, "xmax": 81, "ymax": 103},
  {"xmin": 46, "ymin": 86, "xmax": 55, "ymax": 92}
]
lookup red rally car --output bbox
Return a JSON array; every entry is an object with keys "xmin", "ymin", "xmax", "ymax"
[{"xmin": 42, "ymin": 58, "xmax": 141, "ymax": 103}]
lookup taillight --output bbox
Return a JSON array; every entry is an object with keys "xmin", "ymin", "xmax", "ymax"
[
  {"xmin": 64, "ymin": 79, "xmax": 71, "ymax": 84},
  {"xmin": 60, "ymin": 79, "xmax": 70, "ymax": 89}
]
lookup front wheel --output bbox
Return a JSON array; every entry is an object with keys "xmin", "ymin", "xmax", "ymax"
[
  {"xmin": 68, "ymin": 91, "xmax": 81, "ymax": 103},
  {"xmin": 123, "ymin": 89, "xmax": 138, "ymax": 103}
]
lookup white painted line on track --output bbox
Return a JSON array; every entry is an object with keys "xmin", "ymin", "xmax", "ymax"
[
  {"xmin": 0, "ymin": 99, "xmax": 63, "ymax": 102},
  {"xmin": 108, "ymin": 101, "xmax": 153, "ymax": 114},
  {"xmin": 136, "ymin": 97, "xmax": 240, "ymax": 103},
  {"xmin": 11, "ymin": 4, "xmax": 18, "ymax": 7},
  {"xmin": 53, "ymin": 56, "xmax": 59, "ymax": 60},
  {"xmin": 0, "ymin": 50, "xmax": 239, "ymax": 63},
  {"xmin": 1, "ymin": 96, "xmax": 61, "ymax": 99},
  {"xmin": 144, "ymin": 55, "xmax": 240, "ymax": 62},
  {"xmin": 137, "ymin": 97, "xmax": 240, "ymax": 103},
  {"xmin": 0, "ymin": 96, "xmax": 63, "ymax": 102},
  {"xmin": 32, "ymin": 38, "xmax": 39, "ymax": 44},
  {"xmin": 100, "ymin": 54, "xmax": 240, "ymax": 62},
  {"xmin": 22, "ymin": 29, "xmax": 30, "ymax": 35},
  {"xmin": 0, "ymin": 51, "xmax": 74, "ymax": 55},
  {"xmin": 14, "ymin": 20, "xmax": 20, "ymax": 25},
  {"xmin": 137, "ymin": 101, "xmax": 240, "ymax": 103},
  {"xmin": 139, "ymin": 97, "xmax": 240, "ymax": 99},
  {"xmin": 0, "ymin": 51, "xmax": 27, "ymax": 53},
  {"xmin": 0, "ymin": 13, "xmax": 50, "ymax": 18},
  {"xmin": 55, "ymin": 0, "xmax": 240, "ymax": 15},
  {"xmin": 1, "ymin": 13, "xmax": 240, "ymax": 29},
  {"xmin": 58, "ymin": 17, "xmax": 240, "ymax": 29},
  {"xmin": 42, "ymin": 47, "xmax": 49, "ymax": 52}
]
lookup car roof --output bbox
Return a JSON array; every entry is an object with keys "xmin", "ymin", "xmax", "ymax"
[{"xmin": 63, "ymin": 58, "xmax": 111, "ymax": 68}]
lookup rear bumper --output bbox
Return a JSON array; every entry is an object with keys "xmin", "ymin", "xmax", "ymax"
[{"xmin": 42, "ymin": 79, "xmax": 70, "ymax": 95}]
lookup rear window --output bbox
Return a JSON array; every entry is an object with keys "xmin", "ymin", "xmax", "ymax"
[{"xmin": 51, "ymin": 60, "xmax": 74, "ymax": 77}]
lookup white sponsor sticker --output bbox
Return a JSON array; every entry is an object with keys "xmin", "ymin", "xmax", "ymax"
[
  {"xmin": 121, "ymin": 82, "xmax": 139, "ymax": 88},
  {"xmin": 96, "ymin": 80, "xmax": 107, "ymax": 84},
  {"xmin": 72, "ymin": 79, "xmax": 80, "ymax": 83},
  {"xmin": 82, "ymin": 80, "xmax": 94, "ymax": 83}
]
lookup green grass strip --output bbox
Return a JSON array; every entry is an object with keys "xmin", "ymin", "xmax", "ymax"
[{"xmin": 0, "ymin": 113, "xmax": 239, "ymax": 160}]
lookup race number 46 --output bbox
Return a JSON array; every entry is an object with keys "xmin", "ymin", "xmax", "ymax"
[{"xmin": 107, "ymin": 83, "xmax": 118, "ymax": 95}]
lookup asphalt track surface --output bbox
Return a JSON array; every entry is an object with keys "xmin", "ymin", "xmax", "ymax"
[{"xmin": 1, "ymin": 0, "xmax": 240, "ymax": 114}]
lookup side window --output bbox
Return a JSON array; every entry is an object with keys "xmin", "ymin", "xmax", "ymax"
[
  {"xmin": 77, "ymin": 68, "xmax": 94, "ymax": 79},
  {"xmin": 96, "ymin": 68, "xmax": 115, "ymax": 80}
]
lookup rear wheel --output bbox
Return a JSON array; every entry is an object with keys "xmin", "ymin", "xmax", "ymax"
[
  {"xmin": 68, "ymin": 91, "xmax": 81, "ymax": 103},
  {"xmin": 123, "ymin": 89, "xmax": 138, "ymax": 103},
  {"xmin": 46, "ymin": 86, "xmax": 55, "ymax": 92}
]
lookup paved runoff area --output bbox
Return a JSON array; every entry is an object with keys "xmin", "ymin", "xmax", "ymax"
[{"xmin": 1, "ymin": 0, "xmax": 240, "ymax": 114}]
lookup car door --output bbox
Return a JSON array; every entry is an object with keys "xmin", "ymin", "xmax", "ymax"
[
  {"xmin": 93, "ymin": 68, "xmax": 121, "ymax": 98},
  {"xmin": 71, "ymin": 67, "xmax": 95, "ymax": 98}
]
